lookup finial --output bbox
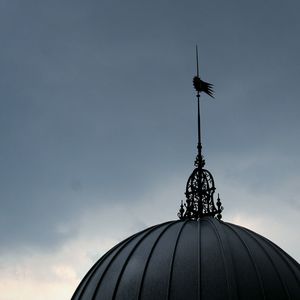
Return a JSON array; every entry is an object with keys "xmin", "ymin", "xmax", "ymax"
[
  {"xmin": 193, "ymin": 45, "xmax": 214, "ymax": 98},
  {"xmin": 178, "ymin": 48, "xmax": 223, "ymax": 220}
]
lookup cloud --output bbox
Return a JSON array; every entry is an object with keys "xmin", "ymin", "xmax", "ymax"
[
  {"xmin": 1, "ymin": 168, "xmax": 299, "ymax": 300},
  {"xmin": 0, "ymin": 1, "xmax": 300, "ymax": 299}
]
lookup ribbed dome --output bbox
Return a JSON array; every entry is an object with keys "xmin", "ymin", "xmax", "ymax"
[{"xmin": 72, "ymin": 217, "xmax": 300, "ymax": 300}]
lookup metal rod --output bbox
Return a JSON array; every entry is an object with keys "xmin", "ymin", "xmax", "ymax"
[
  {"xmin": 197, "ymin": 95, "xmax": 201, "ymax": 153},
  {"xmin": 196, "ymin": 45, "xmax": 201, "ymax": 150},
  {"xmin": 196, "ymin": 46, "xmax": 202, "ymax": 218},
  {"xmin": 196, "ymin": 45, "xmax": 199, "ymax": 78}
]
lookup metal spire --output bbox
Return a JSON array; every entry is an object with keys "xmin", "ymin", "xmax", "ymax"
[
  {"xmin": 196, "ymin": 45, "xmax": 201, "ymax": 170},
  {"xmin": 196, "ymin": 45, "xmax": 203, "ymax": 219},
  {"xmin": 178, "ymin": 47, "xmax": 223, "ymax": 220}
]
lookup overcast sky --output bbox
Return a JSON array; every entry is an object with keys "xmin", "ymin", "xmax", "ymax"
[{"xmin": 0, "ymin": 1, "xmax": 299, "ymax": 299}]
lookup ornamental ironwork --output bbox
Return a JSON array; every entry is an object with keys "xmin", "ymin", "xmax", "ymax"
[{"xmin": 178, "ymin": 46, "xmax": 223, "ymax": 220}]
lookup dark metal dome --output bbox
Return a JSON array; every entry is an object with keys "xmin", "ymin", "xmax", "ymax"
[
  {"xmin": 72, "ymin": 57, "xmax": 300, "ymax": 299},
  {"xmin": 72, "ymin": 217, "xmax": 300, "ymax": 300}
]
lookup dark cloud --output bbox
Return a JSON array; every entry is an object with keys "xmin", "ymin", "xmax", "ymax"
[{"xmin": 0, "ymin": 0, "xmax": 299, "ymax": 260}]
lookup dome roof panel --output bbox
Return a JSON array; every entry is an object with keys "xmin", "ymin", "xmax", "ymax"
[
  {"xmin": 200, "ymin": 218, "xmax": 237, "ymax": 299},
  {"xmin": 233, "ymin": 224, "xmax": 289, "ymax": 299},
  {"xmin": 72, "ymin": 218, "xmax": 300, "ymax": 300},
  {"xmin": 139, "ymin": 221, "xmax": 184, "ymax": 299},
  {"xmin": 169, "ymin": 221, "xmax": 198, "ymax": 299},
  {"xmin": 114, "ymin": 222, "xmax": 173, "ymax": 300},
  {"xmin": 220, "ymin": 222, "xmax": 264, "ymax": 299}
]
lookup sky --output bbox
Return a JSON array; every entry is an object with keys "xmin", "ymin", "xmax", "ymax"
[{"xmin": 0, "ymin": 1, "xmax": 299, "ymax": 299}]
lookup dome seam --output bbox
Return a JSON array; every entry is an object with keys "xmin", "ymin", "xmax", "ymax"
[
  {"xmin": 137, "ymin": 221, "xmax": 181, "ymax": 300},
  {"xmin": 166, "ymin": 220, "xmax": 189, "ymax": 300},
  {"xmin": 242, "ymin": 227, "xmax": 291, "ymax": 300},
  {"xmin": 203, "ymin": 218, "xmax": 235, "ymax": 300},
  {"xmin": 198, "ymin": 219, "xmax": 201, "ymax": 300},
  {"xmin": 72, "ymin": 230, "xmax": 139, "ymax": 300},
  {"xmin": 212, "ymin": 220, "xmax": 240, "ymax": 299},
  {"xmin": 223, "ymin": 222, "xmax": 266, "ymax": 300},
  {"xmin": 112, "ymin": 222, "xmax": 174, "ymax": 300},
  {"xmin": 256, "ymin": 231, "xmax": 300, "ymax": 287},
  {"xmin": 90, "ymin": 222, "xmax": 169, "ymax": 300}
]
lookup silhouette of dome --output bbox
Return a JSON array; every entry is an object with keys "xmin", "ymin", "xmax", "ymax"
[
  {"xmin": 72, "ymin": 218, "xmax": 300, "ymax": 299},
  {"xmin": 72, "ymin": 53, "xmax": 300, "ymax": 299}
]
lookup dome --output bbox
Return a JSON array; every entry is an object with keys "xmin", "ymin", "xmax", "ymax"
[
  {"xmin": 72, "ymin": 58, "xmax": 300, "ymax": 299},
  {"xmin": 72, "ymin": 217, "xmax": 300, "ymax": 300}
]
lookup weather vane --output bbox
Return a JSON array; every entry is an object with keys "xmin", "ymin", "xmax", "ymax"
[{"xmin": 178, "ymin": 46, "xmax": 223, "ymax": 220}]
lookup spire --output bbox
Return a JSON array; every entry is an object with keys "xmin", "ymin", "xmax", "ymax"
[{"xmin": 178, "ymin": 47, "xmax": 223, "ymax": 220}]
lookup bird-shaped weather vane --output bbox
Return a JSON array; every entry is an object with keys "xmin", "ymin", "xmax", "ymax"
[
  {"xmin": 193, "ymin": 45, "xmax": 214, "ymax": 166},
  {"xmin": 178, "ymin": 46, "xmax": 223, "ymax": 220},
  {"xmin": 193, "ymin": 46, "xmax": 214, "ymax": 98}
]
